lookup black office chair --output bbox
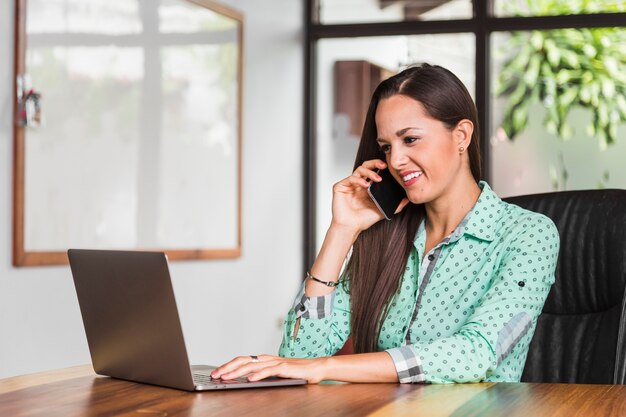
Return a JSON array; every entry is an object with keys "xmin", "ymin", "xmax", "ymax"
[{"xmin": 505, "ymin": 189, "xmax": 626, "ymax": 384}]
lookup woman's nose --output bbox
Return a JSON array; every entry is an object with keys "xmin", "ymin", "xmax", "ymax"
[{"xmin": 388, "ymin": 147, "xmax": 408, "ymax": 170}]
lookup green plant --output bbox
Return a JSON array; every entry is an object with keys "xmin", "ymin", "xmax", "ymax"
[
  {"xmin": 496, "ymin": 0, "xmax": 626, "ymax": 150},
  {"xmin": 548, "ymin": 152, "xmax": 568, "ymax": 190},
  {"xmin": 597, "ymin": 170, "xmax": 610, "ymax": 189}
]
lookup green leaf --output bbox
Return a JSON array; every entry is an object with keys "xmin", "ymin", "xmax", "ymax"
[
  {"xmin": 545, "ymin": 119, "xmax": 558, "ymax": 135},
  {"xmin": 523, "ymin": 55, "xmax": 541, "ymax": 85},
  {"xmin": 601, "ymin": 78, "xmax": 616, "ymax": 99},
  {"xmin": 530, "ymin": 31, "xmax": 544, "ymax": 50},
  {"xmin": 509, "ymin": 80, "xmax": 529, "ymax": 105},
  {"xmin": 616, "ymin": 95, "xmax": 626, "ymax": 118},
  {"xmin": 558, "ymin": 87, "xmax": 578, "ymax": 107},
  {"xmin": 509, "ymin": 43, "xmax": 533, "ymax": 69},
  {"xmin": 603, "ymin": 55, "xmax": 619, "ymax": 76},
  {"xmin": 590, "ymin": 82, "xmax": 601, "ymax": 107},
  {"xmin": 560, "ymin": 50, "xmax": 580, "ymax": 68},
  {"xmin": 502, "ymin": 123, "xmax": 514, "ymax": 140},
  {"xmin": 540, "ymin": 61, "xmax": 555, "ymax": 81},
  {"xmin": 544, "ymin": 39, "xmax": 561, "ymax": 66},
  {"xmin": 496, "ymin": 12, "xmax": 626, "ymax": 150},
  {"xmin": 555, "ymin": 69, "xmax": 572, "ymax": 84},
  {"xmin": 559, "ymin": 123, "xmax": 573, "ymax": 139},
  {"xmin": 512, "ymin": 105, "xmax": 529, "ymax": 134},
  {"xmin": 598, "ymin": 102, "xmax": 609, "ymax": 125},
  {"xmin": 579, "ymin": 85, "xmax": 592, "ymax": 103},
  {"xmin": 607, "ymin": 123, "xmax": 617, "ymax": 145}
]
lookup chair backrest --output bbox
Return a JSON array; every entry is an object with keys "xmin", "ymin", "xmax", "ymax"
[{"xmin": 505, "ymin": 189, "xmax": 626, "ymax": 384}]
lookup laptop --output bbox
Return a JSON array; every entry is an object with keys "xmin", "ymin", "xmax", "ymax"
[{"xmin": 67, "ymin": 249, "xmax": 307, "ymax": 391}]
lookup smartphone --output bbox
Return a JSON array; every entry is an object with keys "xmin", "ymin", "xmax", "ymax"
[{"xmin": 367, "ymin": 168, "xmax": 407, "ymax": 220}]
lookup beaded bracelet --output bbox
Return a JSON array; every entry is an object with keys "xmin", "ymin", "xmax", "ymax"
[{"xmin": 306, "ymin": 271, "xmax": 338, "ymax": 287}]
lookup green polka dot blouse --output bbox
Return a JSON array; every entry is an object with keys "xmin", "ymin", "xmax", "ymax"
[{"xmin": 278, "ymin": 181, "xmax": 560, "ymax": 383}]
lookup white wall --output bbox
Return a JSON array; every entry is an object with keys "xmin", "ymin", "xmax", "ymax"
[{"xmin": 0, "ymin": 0, "xmax": 304, "ymax": 378}]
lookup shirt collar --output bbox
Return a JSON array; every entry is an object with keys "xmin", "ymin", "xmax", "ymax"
[
  {"xmin": 461, "ymin": 181, "xmax": 501, "ymax": 242},
  {"xmin": 413, "ymin": 181, "xmax": 500, "ymax": 248}
]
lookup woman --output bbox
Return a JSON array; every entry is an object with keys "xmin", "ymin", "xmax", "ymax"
[{"xmin": 212, "ymin": 63, "xmax": 559, "ymax": 384}]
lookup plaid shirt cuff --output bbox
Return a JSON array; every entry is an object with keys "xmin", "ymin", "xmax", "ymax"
[
  {"xmin": 386, "ymin": 346, "xmax": 426, "ymax": 384},
  {"xmin": 293, "ymin": 284, "xmax": 335, "ymax": 319}
]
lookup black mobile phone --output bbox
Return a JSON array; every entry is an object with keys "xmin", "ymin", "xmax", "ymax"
[{"xmin": 367, "ymin": 168, "xmax": 407, "ymax": 220}]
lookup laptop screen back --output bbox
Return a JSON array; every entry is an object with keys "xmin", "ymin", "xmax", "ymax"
[{"xmin": 68, "ymin": 249, "xmax": 196, "ymax": 391}]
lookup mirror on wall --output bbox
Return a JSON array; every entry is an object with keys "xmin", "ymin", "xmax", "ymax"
[{"xmin": 12, "ymin": 0, "xmax": 243, "ymax": 266}]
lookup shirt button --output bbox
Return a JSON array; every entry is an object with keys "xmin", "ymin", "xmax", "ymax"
[
  {"xmin": 402, "ymin": 326, "xmax": 407, "ymax": 333},
  {"xmin": 518, "ymin": 281, "xmax": 525, "ymax": 288},
  {"xmin": 427, "ymin": 254, "xmax": 435, "ymax": 261}
]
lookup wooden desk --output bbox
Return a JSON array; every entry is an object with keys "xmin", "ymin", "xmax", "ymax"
[{"xmin": 1, "ymin": 365, "xmax": 625, "ymax": 417}]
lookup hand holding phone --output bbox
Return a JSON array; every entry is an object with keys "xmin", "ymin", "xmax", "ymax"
[{"xmin": 367, "ymin": 168, "xmax": 407, "ymax": 220}]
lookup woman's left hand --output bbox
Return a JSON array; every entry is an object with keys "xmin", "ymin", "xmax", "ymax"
[{"xmin": 211, "ymin": 354, "xmax": 326, "ymax": 383}]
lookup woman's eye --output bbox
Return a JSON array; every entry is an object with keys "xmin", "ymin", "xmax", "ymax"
[
  {"xmin": 379, "ymin": 144, "xmax": 391, "ymax": 154},
  {"xmin": 404, "ymin": 136, "xmax": 420, "ymax": 144}
]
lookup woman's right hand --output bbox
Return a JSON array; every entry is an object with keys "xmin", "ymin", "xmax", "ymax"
[
  {"xmin": 331, "ymin": 159, "xmax": 407, "ymax": 233},
  {"xmin": 305, "ymin": 159, "xmax": 408, "ymax": 293}
]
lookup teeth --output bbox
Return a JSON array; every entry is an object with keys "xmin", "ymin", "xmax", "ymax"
[{"xmin": 402, "ymin": 172, "xmax": 422, "ymax": 182}]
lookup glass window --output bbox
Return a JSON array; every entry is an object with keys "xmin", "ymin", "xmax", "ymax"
[
  {"xmin": 159, "ymin": 0, "xmax": 238, "ymax": 33},
  {"xmin": 22, "ymin": 0, "xmax": 241, "ymax": 251},
  {"xmin": 318, "ymin": 0, "xmax": 473, "ymax": 24},
  {"xmin": 315, "ymin": 34, "xmax": 475, "ymax": 251},
  {"xmin": 494, "ymin": 0, "xmax": 626, "ymax": 17},
  {"xmin": 27, "ymin": 0, "xmax": 141, "ymax": 34},
  {"xmin": 490, "ymin": 29, "xmax": 626, "ymax": 197}
]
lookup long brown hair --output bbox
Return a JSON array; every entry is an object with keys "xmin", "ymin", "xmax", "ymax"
[{"xmin": 345, "ymin": 63, "xmax": 482, "ymax": 353}]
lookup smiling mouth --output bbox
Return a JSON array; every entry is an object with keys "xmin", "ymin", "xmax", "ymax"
[{"xmin": 401, "ymin": 171, "xmax": 422, "ymax": 183}]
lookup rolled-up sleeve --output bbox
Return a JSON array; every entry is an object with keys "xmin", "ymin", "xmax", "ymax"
[
  {"xmin": 386, "ymin": 214, "xmax": 559, "ymax": 383},
  {"xmin": 292, "ymin": 284, "xmax": 335, "ymax": 320},
  {"xmin": 279, "ymin": 278, "xmax": 352, "ymax": 358}
]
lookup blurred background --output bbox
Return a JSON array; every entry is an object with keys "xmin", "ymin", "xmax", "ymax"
[
  {"xmin": 311, "ymin": 0, "xmax": 626, "ymax": 258},
  {"xmin": 1, "ymin": 0, "xmax": 624, "ymax": 379}
]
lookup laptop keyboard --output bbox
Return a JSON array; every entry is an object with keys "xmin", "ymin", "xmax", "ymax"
[{"xmin": 193, "ymin": 370, "xmax": 250, "ymax": 385}]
